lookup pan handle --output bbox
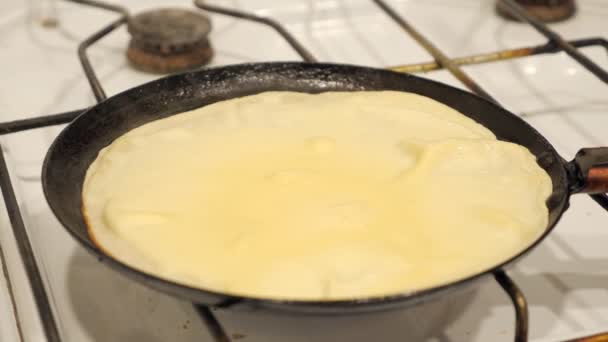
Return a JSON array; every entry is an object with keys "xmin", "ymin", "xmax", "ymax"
[{"xmin": 568, "ymin": 147, "xmax": 608, "ymax": 194}]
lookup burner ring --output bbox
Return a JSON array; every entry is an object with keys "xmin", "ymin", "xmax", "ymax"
[
  {"xmin": 127, "ymin": 8, "xmax": 213, "ymax": 73},
  {"xmin": 496, "ymin": 0, "xmax": 576, "ymax": 23},
  {"xmin": 127, "ymin": 40, "xmax": 213, "ymax": 74}
]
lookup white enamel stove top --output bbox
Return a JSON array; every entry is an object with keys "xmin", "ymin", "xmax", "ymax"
[{"xmin": 1, "ymin": 0, "xmax": 608, "ymax": 341}]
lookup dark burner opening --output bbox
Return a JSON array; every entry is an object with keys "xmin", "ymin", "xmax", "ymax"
[
  {"xmin": 496, "ymin": 0, "xmax": 576, "ymax": 23},
  {"xmin": 127, "ymin": 8, "xmax": 213, "ymax": 74}
]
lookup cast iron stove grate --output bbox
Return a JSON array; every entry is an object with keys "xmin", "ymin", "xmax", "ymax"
[{"xmin": 0, "ymin": 0, "xmax": 607, "ymax": 341}]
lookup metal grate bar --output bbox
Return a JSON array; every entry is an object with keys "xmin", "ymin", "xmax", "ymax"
[
  {"xmin": 495, "ymin": 271, "xmax": 529, "ymax": 342},
  {"xmin": 194, "ymin": 0, "xmax": 317, "ymax": 63},
  {"xmin": 77, "ymin": 16, "xmax": 126, "ymax": 102},
  {"xmin": 390, "ymin": 37, "xmax": 608, "ymax": 73},
  {"xmin": 0, "ymin": 151, "xmax": 61, "ymax": 342},
  {"xmin": 196, "ymin": 306, "xmax": 232, "ymax": 342},
  {"xmin": 498, "ymin": 0, "xmax": 608, "ymax": 84},
  {"xmin": 0, "ymin": 109, "xmax": 84, "ymax": 136},
  {"xmin": 565, "ymin": 331, "xmax": 608, "ymax": 342},
  {"xmin": 591, "ymin": 194, "xmax": 608, "ymax": 211},
  {"xmin": 67, "ymin": 0, "xmax": 128, "ymax": 16},
  {"xmin": 372, "ymin": 0, "xmax": 497, "ymax": 102},
  {"xmin": 66, "ymin": 0, "xmax": 130, "ymax": 102}
]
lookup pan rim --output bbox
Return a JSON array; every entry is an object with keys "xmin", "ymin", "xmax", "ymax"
[{"xmin": 41, "ymin": 61, "xmax": 570, "ymax": 313}]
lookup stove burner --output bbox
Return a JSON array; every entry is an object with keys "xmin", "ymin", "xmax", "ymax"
[
  {"xmin": 496, "ymin": 0, "xmax": 576, "ymax": 23},
  {"xmin": 127, "ymin": 8, "xmax": 213, "ymax": 74}
]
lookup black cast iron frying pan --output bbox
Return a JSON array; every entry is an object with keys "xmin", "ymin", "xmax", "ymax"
[{"xmin": 42, "ymin": 62, "xmax": 608, "ymax": 314}]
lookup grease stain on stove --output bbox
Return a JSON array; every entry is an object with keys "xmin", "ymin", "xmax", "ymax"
[
  {"xmin": 232, "ymin": 332, "xmax": 247, "ymax": 340},
  {"xmin": 40, "ymin": 17, "xmax": 59, "ymax": 28}
]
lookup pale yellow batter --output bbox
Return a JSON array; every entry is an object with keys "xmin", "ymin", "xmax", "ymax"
[{"xmin": 83, "ymin": 91, "xmax": 552, "ymax": 300}]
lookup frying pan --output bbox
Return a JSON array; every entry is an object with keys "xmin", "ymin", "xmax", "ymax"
[{"xmin": 42, "ymin": 62, "xmax": 608, "ymax": 314}]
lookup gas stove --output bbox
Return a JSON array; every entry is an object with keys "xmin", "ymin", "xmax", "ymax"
[{"xmin": 1, "ymin": 0, "xmax": 608, "ymax": 341}]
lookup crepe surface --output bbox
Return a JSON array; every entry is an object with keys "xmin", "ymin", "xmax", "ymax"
[{"xmin": 83, "ymin": 91, "xmax": 552, "ymax": 300}]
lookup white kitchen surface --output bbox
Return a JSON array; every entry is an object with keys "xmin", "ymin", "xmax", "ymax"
[{"xmin": 1, "ymin": 0, "xmax": 607, "ymax": 341}]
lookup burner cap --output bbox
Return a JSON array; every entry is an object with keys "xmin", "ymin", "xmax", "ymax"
[
  {"xmin": 127, "ymin": 8, "xmax": 213, "ymax": 74},
  {"xmin": 496, "ymin": 0, "xmax": 576, "ymax": 23}
]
